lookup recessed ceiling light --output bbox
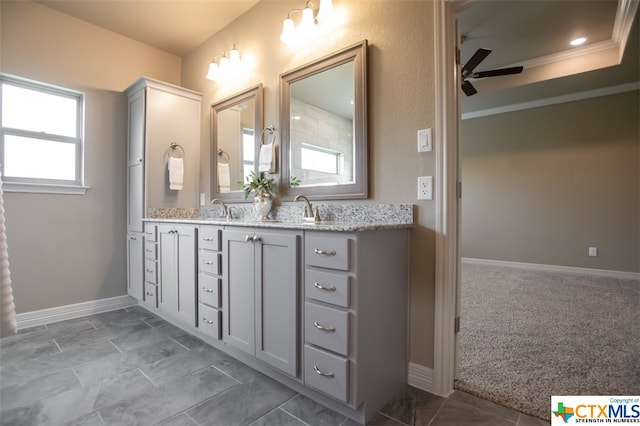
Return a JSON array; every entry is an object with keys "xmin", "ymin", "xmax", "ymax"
[{"xmin": 570, "ymin": 37, "xmax": 587, "ymax": 46}]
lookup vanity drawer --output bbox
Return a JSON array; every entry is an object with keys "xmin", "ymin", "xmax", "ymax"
[
  {"xmin": 143, "ymin": 283, "xmax": 157, "ymax": 308},
  {"xmin": 199, "ymin": 274, "xmax": 221, "ymax": 308},
  {"xmin": 305, "ymin": 234, "xmax": 350, "ymax": 271},
  {"xmin": 144, "ymin": 259, "xmax": 157, "ymax": 284},
  {"xmin": 199, "ymin": 303, "xmax": 221, "ymax": 340},
  {"xmin": 144, "ymin": 225, "xmax": 157, "ymax": 243},
  {"xmin": 305, "ymin": 269, "xmax": 349, "ymax": 308},
  {"xmin": 144, "ymin": 241, "xmax": 157, "ymax": 260},
  {"xmin": 305, "ymin": 302, "xmax": 349, "ymax": 356},
  {"xmin": 304, "ymin": 345, "xmax": 348, "ymax": 403},
  {"xmin": 199, "ymin": 251, "xmax": 221, "ymax": 275},
  {"xmin": 199, "ymin": 227, "xmax": 221, "ymax": 252}
]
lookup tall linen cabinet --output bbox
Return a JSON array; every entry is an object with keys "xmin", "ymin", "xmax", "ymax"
[{"xmin": 125, "ymin": 77, "xmax": 202, "ymax": 303}]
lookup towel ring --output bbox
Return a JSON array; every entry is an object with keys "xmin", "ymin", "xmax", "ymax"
[
  {"xmin": 217, "ymin": 149, "xmax": 230, "ymax": 164},
  {"xmin": 260, "ymin": 125, "xmax": 276, "ymax": 146},
  {"xmin": 168, "ymin": 142, "xmax": 185, "ymax": 158}
]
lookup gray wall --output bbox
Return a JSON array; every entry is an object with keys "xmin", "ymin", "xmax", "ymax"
[
  {"xmin": 461, "ymin": 90, "xmax": 640, "ymax": 273},
  {"xmin": 1, "ymin": 1, "xmax": 182, "ymax": 312}
]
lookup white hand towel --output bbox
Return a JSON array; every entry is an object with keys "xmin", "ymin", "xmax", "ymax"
[
  {"xmin": 258, "ymin": 143, "xmax": 276, "ymax": 173},
  {"xmin": 218, "ymin": 162, "xmax": 231, "ymax": 193},
  {"xmin": 168, "ymin": 157, "xmax": 184, "ymax": 190}
]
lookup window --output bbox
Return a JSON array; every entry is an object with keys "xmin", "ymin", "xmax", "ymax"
[
  {"xmin": 0, "ymin": 74, "xmax": 86, "ymax": 194},
  {"xmin": 301, "ymin": 143, "xmax": 342, "ymax": 174}
]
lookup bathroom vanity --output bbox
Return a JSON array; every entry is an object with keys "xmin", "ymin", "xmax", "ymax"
[{"xmin": 138, "ymin": 217, "xmax": 410, "ymax": 424}]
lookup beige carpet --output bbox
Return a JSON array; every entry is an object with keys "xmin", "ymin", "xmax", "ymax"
[{"xmin": 454, "ymin": 262, "xmax": 640, "ymax": 421}]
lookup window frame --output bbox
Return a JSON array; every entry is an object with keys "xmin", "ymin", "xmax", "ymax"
[{"xmin": 0, "ymin": 73, "xmax": 87, "ymax": 194}]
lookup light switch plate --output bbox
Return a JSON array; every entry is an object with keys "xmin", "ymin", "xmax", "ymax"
[
  {"xmin": 200, "ymin": 193, "xmax": 206, "ymax": 206},
  {"xmin": 417, "ymin": 128, "xmax": 432, "ymax": 152}
]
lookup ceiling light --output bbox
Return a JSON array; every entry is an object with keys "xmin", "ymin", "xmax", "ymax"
[{"xmin": 570, "ymin": 37, "xmax": 587, "ymax": 46}]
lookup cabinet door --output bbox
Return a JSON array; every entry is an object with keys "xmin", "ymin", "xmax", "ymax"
[
  {"xmin": 158, "ymin": 225, "xmax": 197, "ymax": 326},
  {"xmin": 127, "ymin": 90, "xmax": 145, "ymax": 233},
  {"xmin": 255, "ymin": 232, "xmax": 299, "ymax": 377},
  {"xmin": 223, "ymin": 230, "xmax": 256, "ymax": 356},
  {"xmin": 127, "ymin": 232, "xmax": 144, "ymax": 301}
]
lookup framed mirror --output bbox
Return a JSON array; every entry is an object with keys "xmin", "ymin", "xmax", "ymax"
[
  {"xmin": 210, "ymin": 84, "xmax": 263, "ymax": 202},
  {"xmin": 280, "ymin": 40, "xmax": 368, "ymax": 200}
]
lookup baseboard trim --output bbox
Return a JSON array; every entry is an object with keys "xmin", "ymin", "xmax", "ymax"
[
  {"xmin": 408, "ymin": 362, "xmax": 435, "ymax": 394},
  {"xmin": 16, "ymin": 295, "xmax": 138, "ymax": 329},
  {"xmin": 461, "ymin": 258, "xmax": 640, "ymax": 280}
]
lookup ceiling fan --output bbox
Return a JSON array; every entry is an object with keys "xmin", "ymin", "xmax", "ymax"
[{"xmin": 461, "ymin": 48, "xmax": 524, "ymax": 96}]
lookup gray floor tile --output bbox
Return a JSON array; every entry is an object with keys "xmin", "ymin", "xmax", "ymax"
[
  {"xmin": 109, "ymin": 321, "xmax": 182, "ymax": 352},
  {"xmin": 55, "ymin": 321, "xmax": 151, "ymax": 351},
  {"xmin": 0, "ymin": 368, "xmax": 81, "ymax": 412},
  {"xmin": 171, "ymin": 333, "xmax": 208, "ymax": 350},
  {"xmin": 342, "ymin": 412, "xmax": 407, "ymax": 426},
  {"xmin": 98, "ymin": 366, "xmax": 238, "ymax": 426},
  {"xmin": 73, "ymin": 338, "xmax": 187, "ymax": 385},
  {"xmin": 281, "ymin": 394, "xmax": 347, "ymax": 425},
  {"xmin": 449, "ymin": 390, "xmax": 520, "ymax": 422},
  {"xmin": 9, "ymin": 369, "xmax": 155, "ymax": 425},
  {"xmin": 156, "ymin": 413, "xmax": 198, "ymax": 426},
  {"xmin": 0, "ymin": 337, "xmax": 61, "ymax": 365},
  {"xmin": 430, "ymin": 398, "xmax": 516, "ymax": 426},
  {"xmin": 61, "ymin": 412, "xmax": 105, "ymax": 426},
  {"xmin": 1, "ymin": 340, "xmax": 119, "ymax": 389},
  {"xmin": 187, "ymin": 374, "xmax": 297, "ymax": 426},
  {"xmin": 517, "ymin": 413, "xmax": 550, "ymax": 426},
  {"xmin": 139, "ymin": 345, "xmax": 223, "ymax": 385},
  {"xmin": 1, "ymin": 319, "xmax": 95, "ymax": 351},
  {"xmin": 380, "ymin": 386, "xmax": 446, "ymax": 425},
  {"xmin": 250, "ymin": 408, "xmax": 305, "ymax": 426},
  {"xmin": 211, "ymin": 352, "xmax": 262, "ymax": 383}
]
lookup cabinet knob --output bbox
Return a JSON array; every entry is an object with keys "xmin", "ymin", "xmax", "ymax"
[
  {"xmin": 245, "ymin": 234, "xmax": 252, "ymax": 242},
  {"xmin": 313, "ymin": 321, "xmax": 336, "ymax": 332},
  {"xmin": 314, "ymin": 248, "xmax": 336, "ymax": 256},
  {"xmin": 137, "ymin": 158, "xmax": 143, "ymax": 163},
  {"xmin": 251, "ymin": 235, "xmax": 261, "ymax": 243},
  {"xmin": 313, "ymin": 282, "xmax": 337, "ymax": 292},
  {"xmin": 202, "ymin": 317, "xmax": 214, "ymax": 325},
  {"xmin": 313, "ymin": 365, "xmax": 335, "ymax": 378}
]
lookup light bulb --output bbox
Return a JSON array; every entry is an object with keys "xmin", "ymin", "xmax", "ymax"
[
  {"xmin": 300, "ymin": 7, "xmax": 315, "ymax": 33},
  {"xmin": 206, "ymin": 61, "xmax": 219, "ymax": 81},
  {"xmin": 280, "ymin": 18, "xmax": 295, "ymax": 44},
  {"xmin": 229, "ymin": 47, "xmax": 241, "ymax": 72},
  {"xmin": 316, "ymin": 0, "xmax": 334, "ymax": 23}
]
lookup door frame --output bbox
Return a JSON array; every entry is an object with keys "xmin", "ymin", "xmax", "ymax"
[{"xmin": 432, "ymin": 0, "xmax": 461, "ymax": 397}]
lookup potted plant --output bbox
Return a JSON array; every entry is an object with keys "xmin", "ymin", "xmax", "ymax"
[{"xmin": 240, "ymin": 171, "xmax": 277, "ymax": 220}]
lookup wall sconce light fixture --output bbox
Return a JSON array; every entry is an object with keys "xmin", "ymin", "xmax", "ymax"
[
  {"xmin": 206, "ymin": 45, "xmax": 243, "ymax": 82},
  {"xmin": 280, "ymin": 0, "xmax": 335, "ymax": 44}
]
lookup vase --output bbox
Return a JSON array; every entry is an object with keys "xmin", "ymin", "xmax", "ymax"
[{"xmin": 253, "ymin": 194, "xmax": 273, "ymax": 220}]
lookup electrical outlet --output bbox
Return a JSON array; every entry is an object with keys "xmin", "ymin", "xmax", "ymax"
[
  {"xmin": 200, "ymin": 193, "xmax": 206, "ymax": 206},
  {"xmin": 417, "ymin": 176, "xmax": 433, "ymax": 200},
  {"xmin": 589, "ymin": 247, "xmax": 597, "ymax": 257}
]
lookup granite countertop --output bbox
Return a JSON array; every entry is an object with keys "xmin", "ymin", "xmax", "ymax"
[{"xmin": 142, "ymin": 217, "xmax": 413, "ymax": 232}]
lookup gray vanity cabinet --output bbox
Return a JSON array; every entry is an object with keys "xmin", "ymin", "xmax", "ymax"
[
  {"xmin": 157, "ymin": 223, "xmax": 197, "ymax": 326},
  {"xmin": 223, "ymin": 228, "xmax": 301, "ymax": 377}
]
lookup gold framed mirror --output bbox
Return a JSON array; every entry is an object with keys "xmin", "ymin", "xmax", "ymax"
[
  {"xmin": 280, "ymin": 40, "xmax": 368, "ymax": 200},
  {"xmin": 210, "ymin": 84, "xmax": 264, "ymax": 202}
]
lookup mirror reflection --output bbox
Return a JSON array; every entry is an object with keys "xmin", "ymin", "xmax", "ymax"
[
  {"xmin": 211, "ymin": 84, "xmax": 263, "ymax": 201},
  {"xmin": 289, "ymin": 61, "xmax": 355, "ymax": 187},
  {"xmin": 280, "ymin": 40, "xmax": 367, "ymax": 200}
]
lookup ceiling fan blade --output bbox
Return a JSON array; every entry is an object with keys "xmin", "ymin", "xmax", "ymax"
[
  {"xmin": 461, "ymin": 80, "xmax": 477, "ymax": 96},
  {"xmin": 472, "ymin": 66, "xmax": 524, "ymax": 78},
  {"xmin": 461, "ymin": 48, "xmax": 492, "ymax": 75}
]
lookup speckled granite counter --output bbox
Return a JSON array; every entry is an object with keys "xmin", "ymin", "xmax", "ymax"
[{"xmin": 145, "ymin": 203, "xmax": 414, "ymax": 232}]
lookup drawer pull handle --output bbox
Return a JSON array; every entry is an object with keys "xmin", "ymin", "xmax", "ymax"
[
  {"xmin": 313, "ymin": 365, "xmax": 335, "ymax": 378},
  {"xmin": 314, "ymin": 249, "xmax": 336, "ymax": 256},
  {"xmin": 130, "ymin": 236, "xmax": 137, "ymax": 241},
  {"xmin": 203, "ymin": 237, "xmax": 214, "ymax": 241},
  {"xmin": 202, "ymin": 318, "xmax": 214, "ymax": 325},
  {"xmin": 202, "ymin": 287, "xmax": 214, "ymax": 293},
  {"xmin": 145, "ymin": 269, "xmax": 154, "ymax": 273},
  {"xmin": 203, "ymin": 260, "xmax": 214, "ymax": 265},
  {"xmin": 314, "ymin": 282, "xmax": 337, "ymax": 292},
  {"xmin": 145, "ymin": 248, "xmax": 153, "ymax": 252},
  {"xmin": 313, "ymin": 321, "xmax": 336, "ymax": 332}
]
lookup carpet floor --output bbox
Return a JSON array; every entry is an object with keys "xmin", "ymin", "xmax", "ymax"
[{"xmin": 454, "ymin": 262, "xmax": 640, "ymax": 421}]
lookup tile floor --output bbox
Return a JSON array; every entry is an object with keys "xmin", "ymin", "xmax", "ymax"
[{"xmin": 0, "ymin": 307, "xmax": 549, "ymax": 426}]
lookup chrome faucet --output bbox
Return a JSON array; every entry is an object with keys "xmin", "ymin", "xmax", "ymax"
[
  {"xmin": 294, "ymin": 194, "xmax": 317, "ymax": 221},
  {"xmin": 211, "ymin": 198, "xmax": 232, "ymax": 219}
]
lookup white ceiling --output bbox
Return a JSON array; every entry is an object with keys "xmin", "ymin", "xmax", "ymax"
[
  {"xmin": 35, "ymin": 0, "xmax": 639, "ymax": 112},
  {"xmin": 35, "ymin": 0, "xmax": 260, "ymax": 56}
]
